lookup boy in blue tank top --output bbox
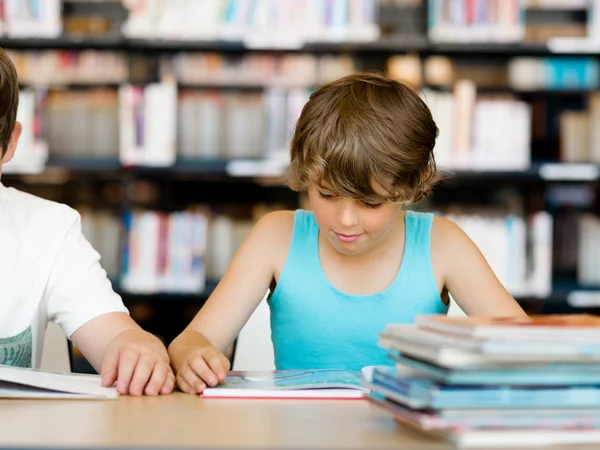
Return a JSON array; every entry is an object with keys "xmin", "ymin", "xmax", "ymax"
[{"xmin": 169, "ymin": 72, "xmax": 526, "ymax": 394}]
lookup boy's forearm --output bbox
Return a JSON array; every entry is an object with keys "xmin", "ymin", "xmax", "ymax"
[
  {"xmin": 168, "ymin": 329, "xmax": 215, "ymax": 372},
  {"xmin": 71, "ymin": 312, "xmax": 139, "ymax": 371}
]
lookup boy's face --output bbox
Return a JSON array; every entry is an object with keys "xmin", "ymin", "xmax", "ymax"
[{"xmin": 308, "ymin": 180, "xmax": 403, "ymax": 257}]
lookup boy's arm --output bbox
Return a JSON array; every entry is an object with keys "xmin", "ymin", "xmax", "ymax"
[
  {"xmin": 168, "ymin": 211, "xmax": 292, "ymax": 391},
  {"xmin": 432, "ymin": 217, "xmax": 527, "ymax": 317},
  {"xmin": 45, "ymin": 213, "xmax": 174, "ymax": 395}
]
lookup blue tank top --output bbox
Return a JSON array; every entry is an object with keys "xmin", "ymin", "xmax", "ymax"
[{"xmin": 268, "ymin": 209, "xmax": 448, "ymax": 371}]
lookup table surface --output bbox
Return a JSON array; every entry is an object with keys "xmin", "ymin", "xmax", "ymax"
[{"xmin": 0, "ymin": 392, "xmax": 448, "ymax": 449}]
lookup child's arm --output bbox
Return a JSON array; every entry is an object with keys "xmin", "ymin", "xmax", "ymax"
[
  {"xmin": 432, "ymin": 217, "xmax": 527, "ymax": 317},
  {"xmin": 71, "ymin": 313, "xmax": 174, "ymax": 396},
  {"xmin": 168, "ymin": 211, "xmax": 292, "ymax": 394},
  {"xmin": 46, "ymin": 212, "xmax": 174, "ymax": 396}
]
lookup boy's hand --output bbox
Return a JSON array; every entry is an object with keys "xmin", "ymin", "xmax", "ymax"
[
  {"xmin": 100, "ymin": 329, "xmax": 175, "ymax": 396},
  {"xmin": 175, "ymin": 346, "xmax": 230, "ymax": 395}
]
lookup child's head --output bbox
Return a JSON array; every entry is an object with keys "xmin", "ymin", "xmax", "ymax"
[
  {"xmin": 0, "ymin": 48, "xmax": 22, "ymax": 175},
  {"xmin": 287, "ymin": 72, "xmax": 438, "ymax": 255}
]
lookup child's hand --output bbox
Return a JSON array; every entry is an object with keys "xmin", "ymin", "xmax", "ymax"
[
  {"xmin": 175, "ymin": 346, "xmax": 230, "ymax": 394},
  {"xmin": 100, "ymin": 329, "xmax": 175, "ymax": 396}
]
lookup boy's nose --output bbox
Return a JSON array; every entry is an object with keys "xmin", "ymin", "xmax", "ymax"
[{"xmin": 338, "ymin": 203, "xmax": 359, "ymax": 228}]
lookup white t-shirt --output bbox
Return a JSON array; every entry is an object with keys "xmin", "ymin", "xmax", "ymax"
[{"xmin": 0, "ymin": 183, "xmax": 128, "ymax": 368}]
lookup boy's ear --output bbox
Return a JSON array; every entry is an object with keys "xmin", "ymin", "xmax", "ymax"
[{"xmin": 1, "ymin": 122, "xmax": 22, "ymax": 164}]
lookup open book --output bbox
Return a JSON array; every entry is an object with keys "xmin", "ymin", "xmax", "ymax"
[
  {"xmin": 202, "ymin": 369, "xmax": 368, "ymax": 399},
  {"xmin": 0, "ymin": 365, "xmax": 118, "ymax": 399}
]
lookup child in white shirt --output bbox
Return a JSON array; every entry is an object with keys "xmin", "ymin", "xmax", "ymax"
[{"xmin": 0, "ymin": 48, "xmax": 174, "ymax": 396}]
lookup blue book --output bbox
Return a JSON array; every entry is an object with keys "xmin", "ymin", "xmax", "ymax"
[
  {"xmin": 371, "ymin": 367, "xmax": 600, "ymax": 409},
  {"xmin": 392, "ymin": 353, "xmax": 600, "ymax": 386},
  {"xmin": 543, "ymin": 58, "xmax": 600, "ymax": 90}
]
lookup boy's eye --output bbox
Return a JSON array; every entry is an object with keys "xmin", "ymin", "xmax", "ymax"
[
  {"xmin": 361, "ymin": 201, "xmax": 382, "ymax": 209},
  {"xmin": 318, "ymin": 192, "xmax": 335, "ymax": 200}
]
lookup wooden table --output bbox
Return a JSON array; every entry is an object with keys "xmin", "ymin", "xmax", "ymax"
[{"xmin": 0, "ymin": 392, "xmax": 447, "ymax": 449}]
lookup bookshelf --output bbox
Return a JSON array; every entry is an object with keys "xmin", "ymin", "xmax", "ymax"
[{"xmin": 5, "ymin": 0, "xmax": 600, "ymax": 371}]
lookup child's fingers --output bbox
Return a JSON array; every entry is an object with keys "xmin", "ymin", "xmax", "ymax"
[
  {"xmin": 116, "ymin": 350, "xmax": 140, "ymax": 394},
  {"xmin": 160, "ymin": 370, "xmax": 176, "ymax": 395},
  {"xmin": 188, "ymin": 354, "xmax": 219, "ymax": 387},
  {"xmin": 218, "ymin": 354, "xmax": 231, "ymax": 382},
  {"xmin": 100, "ymin": 347, "xmax": 119, "ymax": 387},
  {"xmin": 128, "ymin": 356, "xmax": 155, "ymax": 396},
  {"xmin": 144, "ymin": 362, "xmax": 169, "ymax": 396},
  {"xmin": 206, "ymin": 353, "xmax": 228, "ymax": 382},
  {"xmin": 176, "ymin": 373, "xmax": 197, "ymax": 395},
  {"xmin": 179, "ymin": 366, "xmax": 206, "ymax": 393}
]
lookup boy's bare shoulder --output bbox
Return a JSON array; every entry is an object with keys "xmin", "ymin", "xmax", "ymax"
[
  {"xmin": 430, "ymin": 215, "xmax": 471, "ymax": 259},
  {"xmin": 253, "ymin": 210, "xmax": 295, "ymax": 243},
  {"xmin": 250, "ymin": 211, "xmax": 295, "ymax": 268},
  {"xmin": 431, "ymin": 215, "xmax": 462, "ymax": 238}
]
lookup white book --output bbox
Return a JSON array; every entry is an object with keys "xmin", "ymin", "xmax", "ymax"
[
  {"xmin": 0, "ymin": 365, "xmax": 117, "ymax": 399},
  {"xmin": 528, "ymin": 211, "xmax": 553, "ymax": 297}
]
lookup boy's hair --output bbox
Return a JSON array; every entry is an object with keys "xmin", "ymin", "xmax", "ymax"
[
  {"xmin": 288, "ymin": 72, "xmax": 439, "ymax": 204},
  {"xmin": 0, "ymin": 48, "xmax": 18, "ymax": 158}
]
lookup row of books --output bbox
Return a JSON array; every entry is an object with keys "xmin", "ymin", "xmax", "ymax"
[
  {"xmin": 81, "ymin": 208, "xmax": 259, "ymax": 294},
  {"xmin": 7, "ymin": 50, "xmax": 355, "ymax": 88},
  {"xmin": 422, "ymin": 82, "xmax": 532, "ymax": 171},
  {"xmin": 163, "ymin": 53, "xmax": 356, "ymax": 87},
  {"xmin": 526, "ymin": 0, "xmax": 588, "ymax": 9},
  {"xmin": 510, "ymin": 57, "xmax": 600, "ymax": 91},
  {"xmin": 370, "ymin": 314, "xmax": 600, "ymax": 447},
  {"xmin": 122, "ymin": 0, "xmax": 380, "ymax": 46},
  {"xmin": 8, "ymin": 50, "xmax": 129, "ymax": 86},
  {"xmin": 8, "ymin": 47, "xmax": 600, "ymax": 93},
  {"xmin": 79, "ymin": 204, "xmax": 556, "ymax": 297},
  {"xmin": 0, "ymin": 0, "xmax": 61, "ymax": 38},
  {"xmin": 389, "ymin": 55, "xmax": 600, "ymax": 91},
  {"xmin": 5, "ymin": 85, "xmax": 308, "ymax": 169},
  {"xmin": 12, "ymin": 84, "xmax": 600, "ymax": 175},
  {"xmin": 122, "ymin": 84, "xmax": 309, "ymax": 165},
  {"xmin": 120, "ymin": 209, "xmax": 208, "ymax": 294},
  {"xmin": 7, "ymin": 83, "xmax": 534, "ymax": 172},
  {"xmin": 427, "ymin": 0, "xmax": 524, "ymax": 43},
  {"xmin": 445, "ymin": 212, "xmax": 553, "ymax": 297}
]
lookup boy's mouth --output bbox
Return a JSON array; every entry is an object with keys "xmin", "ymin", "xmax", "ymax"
[{"xmin": 334, "ymin": 232, "xmax": 362, "ymax": 243}]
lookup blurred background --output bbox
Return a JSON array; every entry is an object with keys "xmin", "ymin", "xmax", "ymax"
[{"xmin": 4, "ymin": 0, "xmax": 600, "ymax": 371}]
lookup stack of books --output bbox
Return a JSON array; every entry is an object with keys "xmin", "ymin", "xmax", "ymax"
[{"xmin": 367, "ymin": 314, "xmax": 600, "ymax": 447}]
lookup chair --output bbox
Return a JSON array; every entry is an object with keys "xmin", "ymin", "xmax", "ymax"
[{"xmin": 40, "ymin": 322, "xmax": 71, "ymax": 372}]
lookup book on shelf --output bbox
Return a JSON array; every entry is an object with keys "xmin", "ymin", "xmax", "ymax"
[
  {"xmin": 201, "ymin": 369, "xmax": 368, "ymax": 399},
  {"xmin": 0, "ymin": 365, "xmax": 117, "ymax": 399},
  {"xmin": 121, "ymin": 0, "xmax": 380, "ymax": 45},
  {"xmin": 119, "ymin": 80, "xmax": 177, "ymax": 167}
]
